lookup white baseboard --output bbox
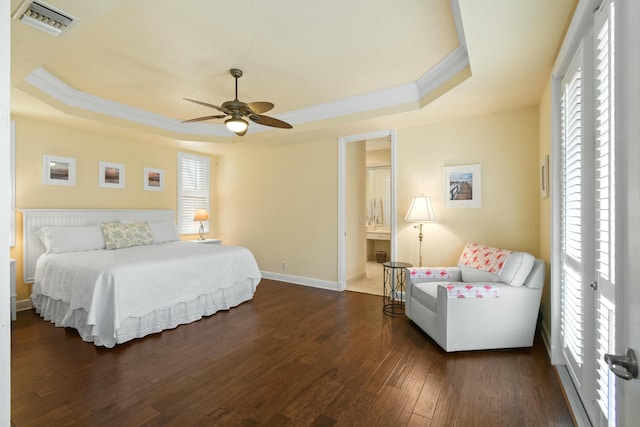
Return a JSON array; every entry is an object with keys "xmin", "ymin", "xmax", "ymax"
[
  {"xmin": 541, "ymin": 323, "xmax": 591, "ymax": 427},
  {"xmin": 541, "ymin": 320, "xmax": 552, "ymax": 354},
  {"xmin": 260, "ymin": 271, "xmax": 340, "ymax": 291},
  {"xmin": 555, "ymin": 365, "xmax": 592, "ymax": 427},
  {"xmin": 16, "ymin": 298, "xmax": 32, "ymax": 313}
]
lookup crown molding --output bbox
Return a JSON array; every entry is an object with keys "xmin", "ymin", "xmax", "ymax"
[
  {"xmin": 416, "ymin": 45, "xmax": 469, "ymax": 99},
  {"xmin": 24, "ymin": 68, "xmax": 231, "ymax": 137},
  {"xmin": 20, "ymin": 0, "xmax": 469, "ymax": 139}
]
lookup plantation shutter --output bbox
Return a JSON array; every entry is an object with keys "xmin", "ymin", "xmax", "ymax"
[
  {"xmin": 560, "ymin": 56, "xmax": 585, "ymax": 371},
  {"xmin": 557, "ymin": 1, "xmax": 619, "ymax": 424},
  {"xmin": 178, "ymin": 152, "xmax": 210, "ymax": 235},
  {"xmin": 593, "ymin": 2, "xmax": 616, "ymax": 421}
]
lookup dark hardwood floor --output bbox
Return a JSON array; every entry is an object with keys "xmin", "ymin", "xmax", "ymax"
[{"xmin": 11, "ymin": 279, "xmax": 574, "ymax": 426}]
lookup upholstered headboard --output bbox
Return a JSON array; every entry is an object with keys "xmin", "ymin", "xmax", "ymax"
[{"xmin": 20, "ymin": 209, "xmax": 175, "ymax": 283}]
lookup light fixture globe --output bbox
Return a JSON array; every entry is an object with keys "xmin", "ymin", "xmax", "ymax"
[{"xmin": 225, "ymin": 116, "xmax": 248, "ymax": 133}]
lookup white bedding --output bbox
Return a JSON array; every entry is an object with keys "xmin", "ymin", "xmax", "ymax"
[{"xmin": 31, "ymin": 241, "xmax": 261, "ymax": 347}]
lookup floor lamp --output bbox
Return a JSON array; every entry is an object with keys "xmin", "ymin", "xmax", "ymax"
[{"xmin": 404, "ymin": 196, "xmax": 437, "ymax": 267}]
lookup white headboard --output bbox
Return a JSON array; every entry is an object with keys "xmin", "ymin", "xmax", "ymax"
[{"xmin": 20, "ymin": 209, "xmax": 175, "ymax": 283}]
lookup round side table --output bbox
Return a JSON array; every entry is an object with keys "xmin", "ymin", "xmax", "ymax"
[{"xmin": 383, "ymin": 261, "xmax": 412, "ymax": 316}]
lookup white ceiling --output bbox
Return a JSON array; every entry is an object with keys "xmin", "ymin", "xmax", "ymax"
[{"xmin": 10, "ymin": 0, "xmax": 577, "ymax": 152}]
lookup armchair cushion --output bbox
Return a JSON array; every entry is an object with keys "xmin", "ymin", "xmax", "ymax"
[{"xmin": 458, "ymin": 243, "xmax": 534, "ymax": 287}]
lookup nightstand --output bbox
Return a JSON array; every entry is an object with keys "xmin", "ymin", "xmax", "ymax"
[{"xmin": 191, "ymin": 238, "xmax": 222, "ymax": 245}]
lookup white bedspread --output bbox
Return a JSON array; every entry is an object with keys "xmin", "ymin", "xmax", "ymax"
[{"xmin": 32, "ymin": 242, "xmax": 261, "ymax": 346}]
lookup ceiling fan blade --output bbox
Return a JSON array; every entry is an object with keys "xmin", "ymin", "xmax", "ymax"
[
  {"xmin": 248, "ymin": 114, "xmax": 293, "ymax": 129},
  {"xmin": 183, "ymin": 98, "xmax": 230, "ymax": 114},
  {"xmin": 181, "ymin": 114, "xmax": 227, "ymax": 123},
  {"xmin": 246, "ymin": 102, "xmax": 274, "ymax": 114}
]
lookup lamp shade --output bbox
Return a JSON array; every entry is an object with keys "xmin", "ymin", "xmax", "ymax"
[
  {"xmin": 193, "ymin": 208, "xmax": 209, "ymax": 221},
  {"xmin": 405, "ymin": 196, "xmax": 437, "ymax": 223}
]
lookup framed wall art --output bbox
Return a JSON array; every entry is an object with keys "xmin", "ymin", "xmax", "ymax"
[
  {"xmin": 540, "ymin": 155, "xmax": 549, "ymax": 198},
  {"xmin": 144, "ymin": 167, "xmax": 164, "ymax": 191},
  {"xmin": 442, "ymin": 163, "xmax": 481, "ymax": 208},
  {"xmin": 42, "ymin": 154, "xmax": 76, "ymax": 186},
  {"xmin": 99, "ymin": 161, "xmax": 125, "ymax": 189}
]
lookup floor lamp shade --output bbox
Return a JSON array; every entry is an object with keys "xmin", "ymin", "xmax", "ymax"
[
  {"xmin": 405, "ymin": 196, "xmax": 437, "ymax": 266},
  {"xmin": 405, "ymin": 196, "xmax": 437, "ymax": 223}
]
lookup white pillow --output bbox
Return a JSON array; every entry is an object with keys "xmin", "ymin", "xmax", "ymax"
[
  {"xmin": 37, "ymin": 225, "xmax": 106, "ymax": 254},
  {"xmin": 498, "ymin": 252, "xmax": 535, "ymax": 287},
  {"xmin": 149, "ymin": 220, "xmax": 179, "ymax": 243}
]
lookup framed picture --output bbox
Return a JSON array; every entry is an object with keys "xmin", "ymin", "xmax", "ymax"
[
  {"xmin": 540, "ymin": 155, "xmax": 549, "ymax": 198},
  {"xmin": 442, "ymin": 164, "xmax": 482, "ymax": 208},
  {"xmin": 144, "ymin": 167, "xmax": 164, "ymax": 191},
  {"xmin": 99, "ymin": 161, "xmax": 125, "ymax": 189},
  {"xmin": 42, "ymin": 154, "xmax": 76, "ymax": 186}
]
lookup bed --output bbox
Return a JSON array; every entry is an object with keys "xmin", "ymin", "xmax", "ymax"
[{"xmin": 21, "ymin": 209, "xmax": 262, "ymax": 348}]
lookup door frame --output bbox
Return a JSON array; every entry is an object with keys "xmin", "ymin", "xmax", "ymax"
[
  {"xmin": 616, "ymin": 0, "xmax": 640, "ymax": 423},
  {"xmin": 338, "ymin": 129, "xmax": 397, "ymax": 290},
  {"xmin": 1, "ymin": 0, "xmax": 11, "ymax": 422}
]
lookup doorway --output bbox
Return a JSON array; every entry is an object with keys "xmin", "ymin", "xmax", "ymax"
[{"xmin": 338, "ymin": 130, "xmax": 396, "ymax": 294}]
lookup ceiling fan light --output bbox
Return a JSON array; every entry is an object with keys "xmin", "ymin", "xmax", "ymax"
[{"xmin": 225, "ymin": 117, "xmax": 248, "ymax": 133}]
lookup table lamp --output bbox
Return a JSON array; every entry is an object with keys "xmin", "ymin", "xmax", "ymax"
[{"xmin": 193, "ymin": 208, "xmax": 209, "ymax": 240}]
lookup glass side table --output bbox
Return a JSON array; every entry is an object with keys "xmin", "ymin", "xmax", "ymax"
[{"xmin": 383, "ymin": 261, "xmax": 412, "ymax": 316}]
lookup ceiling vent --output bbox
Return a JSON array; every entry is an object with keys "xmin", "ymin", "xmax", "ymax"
[{"xmin": 17, "ymin": 1, "xmax": 74, "ymax": 36}]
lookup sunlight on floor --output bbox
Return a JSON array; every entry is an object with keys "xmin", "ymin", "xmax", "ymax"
[{"xmin": 346, "ymin": 261, "xmax": 384, "ymax": 296}]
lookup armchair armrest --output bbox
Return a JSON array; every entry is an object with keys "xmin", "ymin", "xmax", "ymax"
[{"xmin": 407, "ymin": 266, "xmax": 462, "ymax": 283}]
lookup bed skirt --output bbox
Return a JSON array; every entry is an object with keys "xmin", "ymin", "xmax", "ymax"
[{"xmin": 32, "ymin": 277, "xmax": 259, "ymax": 348}]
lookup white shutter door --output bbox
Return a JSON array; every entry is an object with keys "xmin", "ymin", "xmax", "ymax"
[
  {"xmin": 558, "ymin": 3, "xmax": 617, "ymax": 425},
  {"xmin": 593, "ymin": 2, "xmax": 616, "ymax": 424},
  {"xmin": 560, "ymin": 55, "xmax": 586, "ymax": 387}
]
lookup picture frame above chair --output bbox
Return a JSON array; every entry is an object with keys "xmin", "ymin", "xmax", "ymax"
[{"xmin": 442, "ymin": 163, "xmax": 481, "ymax": 208}]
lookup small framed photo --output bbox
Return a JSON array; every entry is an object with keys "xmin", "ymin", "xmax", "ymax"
[
  {"xmin": 540, "ymin": 155, "xmax": 549, "ymax": 198},
  {"xmin": 144, "ymin": 167, "xmax": 164, "ymax": 191},
  {"xmin": 442, "ymin": 164, "xmax": 482, "ymax": 208},
  {"xmin": 43, "ymin": 154, "xmax": 76, "ymax": 186},
  {"xmin": 99, "ymin": 161, "xmax": 125, "ymax": 189}
]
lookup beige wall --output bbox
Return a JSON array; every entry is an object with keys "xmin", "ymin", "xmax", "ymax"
[
  {"xmin": 539, "ymin": 80, "xmax": 553, "ymax": 332},
  {"xmin": 218, "ymin": 106, "xmax": 541, "ymax": 286},
  {"xmin": 346, "ymin": 140, "xmax": 367, "ymax": 281},
  {"xmin": 9, "ymin": 116, "xmax": 218, "ymax": 300},
  {"xmin": 396, "ymin": 107, "xmax": 541, "ymax": 267},
  {"xmin": 11, "ymin": 106, "xmax": 543, "ymax": 300},
  {"xmin": 216, "ymin": 138, "xmax": 338, "ymax": 281},
  {"xmin": 366, "ymin": 148, "xmax": 390, "ymax": 166}
]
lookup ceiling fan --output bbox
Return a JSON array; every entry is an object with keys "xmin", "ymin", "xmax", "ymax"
[{"xmin": 182, "ymin": 68, "xmax": 293, "ymax": 136}]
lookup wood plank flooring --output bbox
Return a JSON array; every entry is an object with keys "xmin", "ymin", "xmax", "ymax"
[{"xmin": 11, "ymin": 279, "xmax": 574, "ymax": 426}]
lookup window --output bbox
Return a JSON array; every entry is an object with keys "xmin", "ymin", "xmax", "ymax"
[{"xmin": 177, "ymin": 152, "xmax": 210, "ymax": 235}]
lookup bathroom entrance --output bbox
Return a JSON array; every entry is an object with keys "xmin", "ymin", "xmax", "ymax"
[{"xmin": 344, "ymin": 135, "xmax": 392, "ymax": 296}]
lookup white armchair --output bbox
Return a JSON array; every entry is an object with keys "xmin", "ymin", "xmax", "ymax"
[{"xmin": 405, "ymin": 243, "xmax": 545, "ymax": 352}]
